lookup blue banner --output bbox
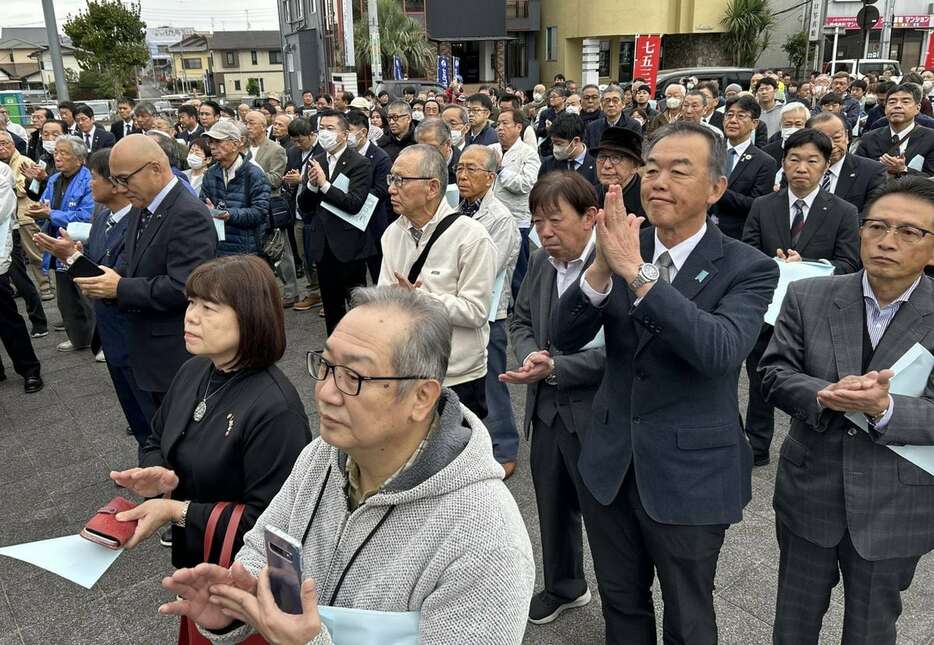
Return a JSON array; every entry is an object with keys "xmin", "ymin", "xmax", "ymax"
[
  {"xmin": 452, "ymin": 56, "xmax": 461, "ymax": 81},
  {"xmin": 393, "ymin": 55, "xmax": 403, "ymax": 80},
  {"xmin": 437, "ymin": 56, "xmax": 450, "ymax": 87}
]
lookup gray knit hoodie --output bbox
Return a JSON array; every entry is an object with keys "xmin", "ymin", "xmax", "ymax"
[{"xmin": 203, "ymin": 390, "xmax": 536, "ymax": 644}]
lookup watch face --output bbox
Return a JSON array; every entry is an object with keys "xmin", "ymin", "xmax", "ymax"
[{"xmin": 642, "ymin": 263, "xmax": 660, "ymax": 281}]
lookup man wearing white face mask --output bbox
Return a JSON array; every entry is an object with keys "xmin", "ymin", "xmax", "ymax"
[
  {"xmin": 762, "ymin": 102, "xmax": 811, "ymax": 165},
  {"xmin": 539, "ymin": 113, "xmax": 597, "ymax": 187},
  {"xmin": 565, "ymin": 94, "xmax": 582, "ymax": 115},
  {"xmin": 441, "ymin": 104, "xmax": 469, "ymax": 152},
  {"xmin": 346, "ymin": 110, "xmax": 391, "ymax": 282},
  {"xmin": 645, "ymin": 82, "xmax": 686, "ymax": 138}
]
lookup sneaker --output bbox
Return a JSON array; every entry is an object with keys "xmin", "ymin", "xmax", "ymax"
[
  {"xmin": 160, "ymin": 529, "xmax": 172, "ymax": 548},
  {"xmin": 53, "ymin": 322, "xmax": 66, "ymax": 332},
  {"xmin": 31, "ymin": 328, "xmax": 49, "ymax": 338},
  {"xmin": 282, "ymin": 297, "xmax": 297, "ymax": 309},
  {"xmin": 40, "ymin": 291, "xmax": 55, "ymax": 302},
  {"xmin": 528, "ymin": 589, "xmax": 592, "ymax": 625},
  {"xmin": 95, "ymin": 350, "xmax": 106, "ymax": 363},
  {"xmin": 57, "ymin": 340, "xmax": 89, "ymax": 352},
  {"xmin": 293, "ymin": 293, "xmax": 322, "ymax": 311}
]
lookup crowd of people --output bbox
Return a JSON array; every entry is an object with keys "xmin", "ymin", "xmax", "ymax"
[{"xmin": 0, "ymin": 65, "xmax": 933, "ymax": 644}]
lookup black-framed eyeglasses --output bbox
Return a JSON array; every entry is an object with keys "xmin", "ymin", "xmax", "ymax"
[
  {"xmin": 110, "ymin": 162, "xmax": 151, "ymax": 187},
  {"xmin": 306, "ymin": 351, "xmax": 433, "ymax": 396},
  {"xmin": 860, "ymin": 219, "xmax": 934, "ymax": 245},
  {"xmin": 386, "ymin": 174, "xmax": 433, "ymax": 189}
]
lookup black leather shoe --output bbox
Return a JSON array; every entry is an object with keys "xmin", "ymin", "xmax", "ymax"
[
  {"xmin": 753, "ymin": 455, "xmax": 771, "ymax": 467},
  {"xmin": 0, "ymin": 369, "xmax": 6, "ymax": 382},
  {"xmin": 24, "ymin": 375, "xmax": 43, "ymax": 394}
]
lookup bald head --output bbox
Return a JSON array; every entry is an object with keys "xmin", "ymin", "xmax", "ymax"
[
  {"xmin": 109, "ymin": 134, "xmax": 174, "ymax": 207},
  {"xmin": 244, "ymin": 110, "xmax": 268, "ymax": 144}
]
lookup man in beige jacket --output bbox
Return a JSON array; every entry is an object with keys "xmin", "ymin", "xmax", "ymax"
[{"xmin": 378, "ymin": 144, "xmax": 496, "ymax": 419}]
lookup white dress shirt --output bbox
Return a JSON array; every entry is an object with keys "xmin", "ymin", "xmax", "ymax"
[
  {"xmin": 305, "ymin": 144, "xmax": 347, "ymax": 194},
  {"xmin": 146, "ymin": 176, "xmax": 179, "ymax": 213},
  {"xmin": 824, "ymin": 156, "xmax": 845, "ymax": 194},
  {"xmin": 889, "ymin": 121, "xmax": 915, "ymax": 156},
  {"xmin": 549, "ymin": 231, "xmax": 596, "ymax": 297},
  {"xmin": 787, "ymin": 185, "xmax": 820, "ymax": 228},
  {"xmin": 110, "ymin": 203, "xmax": 132, "ymax": 225},
  {"xmin": 580, "ymin": 222, "xmax": 708, "ymax": 306},
  {"xmin": 726, "ymin": 135, "xmax": 753, "ymax": 175}
]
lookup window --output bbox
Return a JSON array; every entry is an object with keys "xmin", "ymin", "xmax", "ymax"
[
  {"xmin": 506, "ymin": 0, "xmax": 528, "ymax": 18},
  {"xmin": 234, "ymin": 80, "xmax": 241, "ymax": 91},
  {"xmin": 598, "ymin": 40, "xmax": 610, "ymax": 77},
  {"xmin": 618, "ymin": 41, "xmax": 634, "ymax": 83},
  {"xmin": 251, "ymin": 50, "xmax": 258, "ymax": 65},
  {"xmin": 507, "ymin": 39, "xmax": 528, "ymax": 79},
  {"xmin": 225, "ymin": 51, "xmax": 237, "ymax": 67},
  {"xmin": 545, "ymin": 27, "xmax": 557, "ymax": 62},
  {"xmin": 218, "ymin": 83, "xmax": 226, "ymax": 95},
  {"xmin": 404, "ymin": 0, "xmax": 424, "ymax": 12},
  {"xmin": 182, "ymin": 57, "xmax": 202, "ymax": 70},
  {"xmin": 269, "ymin": 50, "xmax": 282, "ymax": 64},
  {"xmin": 260, "ymin": 77, "xmax": 265, "ymax": 92}
]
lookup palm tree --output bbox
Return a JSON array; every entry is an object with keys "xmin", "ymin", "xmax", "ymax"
[
  {"xmin": 722, "ymin": 0, "xmax": 776, "ymax": 67},
  {"xmin": 354, "ymin": 0, "xmax": 435, "ymax": 78}
]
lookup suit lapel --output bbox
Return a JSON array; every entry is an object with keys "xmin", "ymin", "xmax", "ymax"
[
  {"xmin": 834, "ymin": 155, "xmax": 857, "ymax": 198},
  {"xmin": 539, "ymin": 257, "xmax": 557, "ymax": 349},
  {"xmin": 794, "ymin": 191, "xmax": 832, "ymax": 251},
  {"xmin": 772, "ymin": 191, "xmax": 793, "ymax": 251},
  {"xmin": 868, "ymin": 277, "xmax": 934, "ymax": 372},
  {"xmin": 130, "ymin": 184, "xmax": 179, "ymax": 273},
  {"xmin": 829, "ymin": 274, "xmax": 867, "ymax": 379},
  {"xmin": 728, "ymin": 151, "xmax": 752, "ymax": 186}
]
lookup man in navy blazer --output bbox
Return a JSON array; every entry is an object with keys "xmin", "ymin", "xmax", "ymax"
[
  {"xmin": 72, "ymin": 135, "xmax": 216, "ymax": 423},
  {"xmin": 539, "ymin": 112, "xmax": 599, "ymax": 187},
  {"xmin": 553, "ymin": 121, "xmax": 779, "ymax": 644},
  {"xmin": 74, "ymin": 103, "xmax": 116, "ymax": 152},
  {"xmin": 347, "ymin": 110, "xmax": 391, "ymax": 281}
]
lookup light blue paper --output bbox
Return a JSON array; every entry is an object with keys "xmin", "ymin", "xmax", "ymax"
[
  {"xmin": 322, "ymin": 193, "xmax": 378, "ymax": 232},
  {"xmin": 581, "ymin": 327, "xmax": 605, "ymax": 350},
  {"xmin": 212, "ymin": 217, "xmax": 226, "ymax": 242},
  {"xmin": 528, "ymin": 227, "xmax": 541, "ymax": 248},
  {"xmin": 65, "ymin": 222, "xmax": 92, "ymax": 244},
  {"xmin": 0, "ymin": 534, "xmax": 123, "ymax": 589},
  {"xmin": 908, "ymin": 154, "xmax": 925, "ymax": 172},
  {"xmin": 764, "ymin": 258, "xmax": 835, "ymax": 325},
  {"xmin": 488, "ymin": 271, "xmax": 506, "ymax": 322},
  {"xmin": 318, "ymin": 606, "xmax": 419, "ymax": 645},
  {"xmin": 445, "ymin": 184, "xmax": 460, "ymax": 208},
  {"xmin": 332, "ymin": 173, "xmax": 350, "ymax": 193}
]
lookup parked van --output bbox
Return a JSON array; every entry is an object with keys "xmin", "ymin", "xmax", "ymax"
[
  {"xmin": 653, "ymin": 67, "xmax": 755, "ymax": 100},
  {"xmin": 823, "ymin": 59, "xmax": 902, "ymax": 81}
]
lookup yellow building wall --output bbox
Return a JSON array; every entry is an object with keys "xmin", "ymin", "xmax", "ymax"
[
  {"xmin": 538, "ymin": 0, "xmax": 729, "ymax": 83},
  {"xmin": 172, "ymin": 52, "xmax": 211, "ymax": 82}
]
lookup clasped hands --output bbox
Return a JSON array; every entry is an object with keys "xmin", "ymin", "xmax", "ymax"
[
  {"xmin": 499, "ymin": 350, "xmax": 554, "ymax": 385},
  {"xmin": 879, "ymin": 153, "xmax": 907, "ymax": 175},
  {"xmin": 160, "ymin": 562, "xmax": 321, "ymax": 645},
  {"xmin": 817, "ymin": 369, "xmax": 894, "ymax": 418},
  {"xmin": 584, "ymin": 183, "xmax": 647, "ymax": 293}
]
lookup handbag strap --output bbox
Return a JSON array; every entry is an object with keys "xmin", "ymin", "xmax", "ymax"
[
  {"xmin": 406, "ymin": 213, "xmax": 462, "ymax": 284},
  {"xmin": 219, "ymin": 503, "xmax": 246, "ymax": 568},
  {"xmin": 203, "ymin": 501, "xmax": 230, "ymax": 562}
]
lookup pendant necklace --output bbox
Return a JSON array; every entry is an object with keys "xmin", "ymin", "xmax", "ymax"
[{"xmin": 193, "ymin": 366, "xmax": 240, "ymax": 422}]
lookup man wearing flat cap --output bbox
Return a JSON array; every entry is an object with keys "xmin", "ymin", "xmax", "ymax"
[{"xmin": 594, "ymin": 127, "xmax": 646, "ymax": 220}]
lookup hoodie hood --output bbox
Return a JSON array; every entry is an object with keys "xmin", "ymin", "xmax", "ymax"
[{"xmin": 334, "ymin": 388, "xmax": 503, "ymax": 506}]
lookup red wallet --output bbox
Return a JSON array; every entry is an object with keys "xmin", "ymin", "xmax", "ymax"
[{"xmin": 80, "ymin": 496, "xmax": 138, "ymax": 549}]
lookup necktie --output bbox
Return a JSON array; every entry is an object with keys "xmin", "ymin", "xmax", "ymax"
[
  {"xmin": 125, "ymin": 122, "xmax": 130, "ymax": 137},
  {"xmin": 409, "ymin": 227, "xmax": 423, "ymax": 245},
  {"xmin": 105, "ymin": 215, "xmax": 116, "ymax": 235},
  {"xmin": 85, "ymin": 133, "xmax": 91, "ymax": 150},
  {"xmin": 790, "ymin": 199, "xmax": 806, "ymax": 247},
  {"xmin": 726, "ymin": 148, "xmax": 737, "ymax": 176},
  {"xmin": 656, "ymin": 251, "xmax": 674, "ymax": 284},
  {"xmin": 821, "ymin": 169, "xmax": 833, "ymax": 192},
  {"xmin": 890, "ymin": 133, "xmax": 904, "ymax": 156},
  {"xmin": 136, "ymin": 208, "xmax": 154, "ymax": 242}
]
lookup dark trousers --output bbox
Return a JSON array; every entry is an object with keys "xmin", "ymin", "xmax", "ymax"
[
  {"xmin": 483, "ymin": 320, "xmax": 519, "ymax": 463},
  {"xmin": 106, "ymin": 361, "xmax": 154, "ymax": 464},
  {"xmin": 0, "ymin": 273, "xmax": 41, "ymax": 378},
  {"xmin": 744, "ymin": 326, "xmax": 774, "ymax": 461},
  {"xmin": 53, "ymin": 269, "xmax": 93, "ymax": 347},
  {"xmin": 510, "ymin": 226, "xmax": 531, "ymax": 303},
  {"xmin": 579, "ymin": 469, "xmax": 727, "ymax": 645},
  {"xmin": 530, "ymin": 414, "xmax": 588, "ymax": 602},
  {"xmin": 317, "ymin": 244, "xmax": 367, "ymax": 336},
  {"xmin": 450, "ymin": 376, "xmax": 488, "ymax": 420},
  {"xmin": 774, "ymin": 521, "xmax": 920, "ymax": 645},
  {"xmin": 9, "ymin": 230, "xmax": 47, "ymax": 332}
]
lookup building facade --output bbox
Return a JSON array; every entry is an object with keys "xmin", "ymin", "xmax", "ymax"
[
  {"xmin": 0, "ymin": 28, "xmax": 80, "ymax": 92},
  {"xmin": 276, "ymin": 0, "xmax": 326, "ymax": 102},
  {"xmin": 821, "ymin": 0, "xmax": 934, "ymax": 70}
]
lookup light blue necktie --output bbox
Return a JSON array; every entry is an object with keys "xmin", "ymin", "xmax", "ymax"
[{"xmin": 726, "ymin": 148, "xmax": 737, "ymax": 176}]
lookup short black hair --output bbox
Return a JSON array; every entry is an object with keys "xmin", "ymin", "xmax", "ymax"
[
  {"xmin": 57, "ymin": 101, "xmax": 76, "ymax": 112},
  {"xmin": 316, "ymin": 94, "xmax": 333, "ymax": 104},
  {"xmin": 219, "ymin": 105, "xmax": 236, "ymax": 118},
  {"xmin": 178, "ymin": 104, "xmax": 198, "ymax": 119},
  {"xmin": 850, "ymin": 79, "xmax": 868, "ymax": 92},
  {"xmin": 756, "ymin": 77, "xmax": 778, "ymax": 90},
  {"xmin": 316, "ymin": 109, "xmax": 349, "ymax": 131},
  {"xmin": 346, "ymin": 110, "xmax": 369, "ymax": 130},
  {"xmin": 287, "ymin": 117, "xmax": 314, "ymax": 138},
  {"xmin": 302, "ymin": 90, "xmax": 313, "ymax": 97},
  {"xmin": 403, "ymin": 86, "xmax": 416, "ymax": 95},
  {"xmin": 548, "ymin": 112, "xmax": 585, "ymax": 142},
  {"xmin": 886, "ymin": 83, "xmax": 922, "ymax": 103},
  {"xmin": 86, "ymin": 148, "xmax": 113, "ymax": 179},
  {"xmin": 819, "ymin": 93, "xmax": 842, "ymax": 106},
  {"xmin": 190, "ymin": 135, "xmax": 213, "ymax": 157},
  {"xmin": 783, "ymin": 128, "xmax": 833, "ymax": 162},
  {"xmin": 497, "ymin": 107, "xmax": 526, "ymax": 128},
  {"xmin": 724, "ymin": 95, "xmax": 761, "ymax": 119},
  {"xmin": 37, "ymin": 108, "xmax": 55, "ymax": 120},
  {"xmin": 201, "ymin": 100, "xmax": 221, "ymax": 116},
  {"xmin": 498, "ymin": 94, "xmax": 520, "ymax": 108},
  {"xmin": 530, "ymin": 170, "xmax": 598, "ymax": 216},
  {"xmin": 466, "ymin": 93, "xmax": 493, "ymax": 111},
  {"xmin": 116, "ymin": 98, "xmax": 133, "ymax": 108},
  {"xmin": 340, "ymin": 91, "xmax": 355, "ymax": 103},
  {"xmin": 377, "ymin": 90, "xmax": 389, "ymax": 98},
  {"xmin": 864, "ymin": 175, "xmax": 934, "ymax": 222},
  {"xmin": 73, "ymin": 103, "xmax": 95, "ymax": 120}
]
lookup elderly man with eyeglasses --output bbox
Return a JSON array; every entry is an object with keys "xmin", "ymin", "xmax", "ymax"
[{"xmin": 376, "ymin": 100, "xmax": 417, "ymax": 162}]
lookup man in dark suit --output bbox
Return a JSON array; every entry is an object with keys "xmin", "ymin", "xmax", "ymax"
[
  {"xmin": 584, "ymin": 84, "xmax": 642, "ymax": 151},
  {"xmin": 377, "ymin": 100, "xmax": 417, "ymax": 162},
  {"xmin": 760, "ymin": 176, "xmax": 934, "ymax": 644},
  {"xmin": 539, "ymin": 113, "xmax": 598, "ymax": 187},
  {"xmin": 856, "ymin": 82, "xmax": 934, "ymax": 178},
  {"xmin": 347, "ymin": 109, "xmax": 392, "ymax": 282},
  {"xmin": 742, "ymin": 128, "xmax": 861, "ymax": 465},
  {"xmin": 72, "ymin": 134, "xmax": 216, "ymax": 422},
  {"xmin": 73, "ymin": 103, "xmax": 116, "ymax": 152},
  {"xmin": 807, "ymin": 112, "xmax": 886, "ymax": 213},
  {"xmin": 504, "ymin": 171, "xmax": 605, "ymax": 625},
  {"xmin": 297, "ymin": 110, "xmax": 373, "ymax": 334},
  {"xmin": 710, "ymin": 95, "xmax": 777, "ymax": 239},
  {"xmin": 176, "ymin": 104, "xmax": 204, "ymax": 145},
  {"xmin": 110, "ymin": 99, "xmax": 135, "ymax": 143},
  {"xmin": 553, "ymin": 122, "xmax": 779, "ymax": 644}
]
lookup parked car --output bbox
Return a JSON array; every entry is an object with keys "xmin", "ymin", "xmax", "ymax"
[
  {"xmin": 35, "ymin": 99, "xmax": 114, "ymax": 124},
  {"xmin": 372, "ymin": 80, "xmax": 446, "ymax": 99},
  {"xmin": 653, "ymin": 67, "xmax": 756, "ymax": 100},
  {"xmin": 823, "ymin": 59, "xmax": 902, "ymax": 81}
]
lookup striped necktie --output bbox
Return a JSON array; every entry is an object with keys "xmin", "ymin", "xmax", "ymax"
[
  {"xmin": 790, "ymin": 199, "xmax": 806, "ymax": 246},
  {"xmin": 821, "ymin": 169, "xmax": 833, "ymax": 192}
]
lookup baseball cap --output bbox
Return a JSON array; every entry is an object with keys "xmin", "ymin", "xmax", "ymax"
[{"xmin": 204, "ymin": 120, "xmax": 242, "ymax": 141}]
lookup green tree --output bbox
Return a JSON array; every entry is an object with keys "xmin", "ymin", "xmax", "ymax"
[
  {"xmin": 722, "ymin": 0, "xmax": 776, "ymax": 67},
  {"xmin": 64, "ymin": 0, "xmax": 148, "ymax": 99},
  {"xmin": 246, "ymin": 78, "xmax": 261, "ymax": 96},
  {"xmin": 353, "ymin": 0, "xmax": 434, "ymax": 78},
  {"xmin": 783, "ymin": 31, "xmax": 809, "ymax": 78}
]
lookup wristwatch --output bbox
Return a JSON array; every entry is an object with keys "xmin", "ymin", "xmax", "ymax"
[
  {"xmin": 545, "ymin": 358, "xmax": 557, "ymax": 386},
  {"xmin": 173, "ymin": 500, "xmax": 191, "ymax": 528},
  {"xmin": 628, "ymin": 262, "xmax": 660, "ymax": 292}
]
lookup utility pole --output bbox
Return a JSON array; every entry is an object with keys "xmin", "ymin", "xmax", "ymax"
[
  {"xmin": 815, "ymin": 0, "xmax": 830, "ymax": 71},
  {"xmin": 41, "ymin": 0, "xmax": 69, "ymax": 101},
  {"xmin": 879, "ymin": 0, "xmax": 895, "ymax": 59},
  {"xmin": 367, "ymin": 0, "xmax": 382, "ymax": 82}
]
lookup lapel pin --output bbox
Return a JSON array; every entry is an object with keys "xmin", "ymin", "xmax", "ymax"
[
  {"xmin": 225, "ymin": 413, "xmax": 235, "ymax": 437},
  {"xmin": 695, "ymin": 270, "xmax": 709, "ymax": 283}
]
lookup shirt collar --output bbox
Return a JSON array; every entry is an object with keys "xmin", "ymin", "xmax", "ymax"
[
  {"xmin": 224, "ymin": 155, "xmax": 244, "ymax": 182},
  {"xmin": 788, "ymin": 185, "xmax": 820, "ymax": 211},
  {"xmin": 405, "ymin": 198, "xmax": 457, "ymax": 233},
  {"xmin": 861, "ymin": 270, "xmax": 922, "ymax": 310},
  {"xmin": 573, "ymin": 145, "xmax": 588, "ymax": 166},
  {"xmin": 652, "ymin": 222, "xmax": 707, "ymax": 271},
  {"xmin": 328, "ymin": 143, "xmax": 348, "ymax": 161},
  {"xmin": 146, "ymin": 176, "xmax": 178, "ymax": 214},
  {"xmin": 110, "ymin": 203, "xmax": 132, "ymax": 224},
  {"xmin": 890, "ymin": 121, "xmax": 915, "ymax": 140},
  {"xmin": 548, "ymin": 230, "xmax": 596, "ymax": 272},
  {"xmin": 727, "ymin": 135, "xmax": 753, "ymax": 158},
  {"xmin": 358, "ymin": 139, "xmax": 370, "ymax": 156}
]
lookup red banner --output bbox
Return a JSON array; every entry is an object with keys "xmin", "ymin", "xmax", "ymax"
[
  {"xmin": 633, "ymin": 35, "xmax": 662, "ymax": 95},
  {"xmin": 925, "ymin": 32, "xmax": 934, "ymax": 69}
]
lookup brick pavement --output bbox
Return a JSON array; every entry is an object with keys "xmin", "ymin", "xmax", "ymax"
[{"xmin": 0, "ymin": 298, "xmax": 931, "ymax": 644}]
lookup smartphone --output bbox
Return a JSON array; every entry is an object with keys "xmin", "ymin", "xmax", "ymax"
[
  {"xmin": 80, "ymin": 527, "xmax": 121, "ymax": 548},
  {"xmin": 264, "ymin": 525, "xmax": 303, "ymax": 614},
  {"xmin": 69, "ymin": 254, "xmax": 105, "ymax": 278}
]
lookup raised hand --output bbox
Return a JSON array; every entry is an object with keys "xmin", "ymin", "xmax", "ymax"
[{"xmin": 110, "ymin": 466, "xmax": 179, "ymax": 498}]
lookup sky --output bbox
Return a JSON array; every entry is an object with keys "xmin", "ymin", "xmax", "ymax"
[{"xmin": 3, "ymin": 0, "xmax": 282, "ymax": 33}]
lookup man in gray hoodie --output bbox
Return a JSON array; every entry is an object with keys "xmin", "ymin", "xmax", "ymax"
[{"xmin": 160, "ymin": 285, "xmax": 535, "ymax": 644}]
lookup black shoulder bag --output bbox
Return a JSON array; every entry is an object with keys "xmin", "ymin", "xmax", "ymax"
[{"xmin": 406, "ymin": 213, "xmax": 462, "ymax": 284}]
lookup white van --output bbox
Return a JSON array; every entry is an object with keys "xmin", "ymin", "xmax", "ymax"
[{"xmin": 825, "ymin": 59, "xmax": 902, "ymax": 82}]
